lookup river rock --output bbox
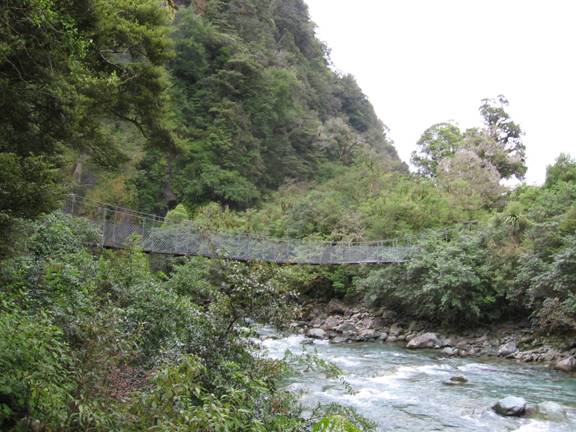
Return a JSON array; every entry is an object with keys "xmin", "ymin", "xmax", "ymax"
[
  {"xmin": 443, "ymin": 375, "xmax": 468, "ymax": 386},
  {"xmin": 378, "ymin": 332, "xmax": 388, "ymax": 342},
  {"xmin": 306, "ymin": 328, "xmax": 326, "ymax": 339},
  {"xmin": 389, "ymin": 323, "xmax": 403, "ymax": 336},
  {"xmin": 379, "ymin": 308, "xmax": 398, "ymax": 324},
  {"xmin": 357, "ymin": 329, "xmax": 377, "ymax": 341},
  {"xmin": 322, "ymin": 316, "xmax": 341, "ymax": 331},
  {"xmin": 441, "ymin": 347, "xmax": 459, "ymax": 356},
  {"xmin": 492, "ymin": 396, "xmax": 527, "ymax": 416},
  {"xmin": 498, "ymin": 341, "xmax": 518, "ymax": 357},
  {"xmin": 326, "ymin": 299, "xmax": 348, "ymax": 315},
  {"xmin": 407, "ymin": 332, "xmax": 442, "ymax": 349},
  {"xmin": 331, "ymin": 336, "xmax": 349, "ymax": 344},
  {"xmin": 554, "ymin": 356, "xmax": 576, "ymax": 372},
  {"xmin": 533, "ymin": 401, "xmax": 568, "ymax": 421},
  {"xmin": 336, "ymin": 321, "xmax": 357, "ymax": 334}
]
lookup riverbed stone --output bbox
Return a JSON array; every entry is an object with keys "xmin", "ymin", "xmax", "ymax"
[
  {"xmin": 407, "ymin": 332, "xmax": 442, "ymax": 349},
  {"xmin": 441, "ymin": 347, "xmax": 459, "ymax": 356},
  {"xmin": 327, "ymin": 299, "xmax": 348, "ymax": 315},
  {"xmin": 358, "ymin": 329, "xmax": 377, "ymax": 340},
  {"xmin": 443, "ymin": 375, "xmax": 468, "ymax": 386},
  {"xmin": 306, "ymin": 328, "xmax": 326, "ymax": 339},
  {"xmin": 498, "ymin": 341, "xmax": 518, "ymax": 357},
  {"xmin": 378, "ymin": 332, "xmax": 388, "ymax": 342},
  {"xmin": 389, "ymin": 323, "xmax": 403, "ymax": 336},
  {"xmin": 554, "ymin": 356, "xmax": 576, "ymax": 372},
  {"xmin": 322, "ymin": 316, "xmax": 341, "ymax": 331},
  {"xmin": 533, "ymin": 401, "xmax": 568, "ymax": 421},
  {"xmin": 336, "ymin": 321, "xmax": 357, "ymax": 333},
  {"xmin": 331, "ymin": 336, "xmax": 349, "ymax": 344},
  {"xmin": 492, "ymin": 396, "xmax": 527, "ymax": 417}
]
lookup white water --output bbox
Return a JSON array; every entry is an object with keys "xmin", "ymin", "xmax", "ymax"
[{"xmin": 258, "ymin": 332, "xmax": 576, "ymax": 431}]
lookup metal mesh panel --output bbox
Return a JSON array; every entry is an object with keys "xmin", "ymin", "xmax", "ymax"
[{"xmin": 63, "ymin": 195, "xmax": 413, "ymax": 264}]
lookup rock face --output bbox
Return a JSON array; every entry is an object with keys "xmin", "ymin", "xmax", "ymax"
[
  {"xmin": 306, "ymin": 328, "xmax": 326, "ymax": 339},
  {"xmin": 554, "ymin": 356, "xmax": 576, "ymax": 372},
  {"xmin": 492, "ymin": 396, "xmax": 527, "ymax": 417},
  {"xmin": 406, "ymin": 332, "xmax": 442, "ymax": 349},
  {"xmin": 498, "ymin": 341, "xmax": 518, "ymax": 357}
]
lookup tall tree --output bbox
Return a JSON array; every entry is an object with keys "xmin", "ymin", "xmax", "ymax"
[
  {"xmin": 411, "ymin": 122, "xmax": 463, "ymax": 177},
  {"xmin": 477, "ymin": 95, "xmax": 526, "ymax": 179}
]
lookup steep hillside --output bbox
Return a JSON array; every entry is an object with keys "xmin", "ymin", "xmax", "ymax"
[{"xmin": 80, "ymin": 0, "xmax": 403, "ymax": 214}]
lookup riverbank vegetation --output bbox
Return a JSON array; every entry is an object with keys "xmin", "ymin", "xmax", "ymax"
[{"xmin": 1, "ymin": 0, "xmax": 575, "ymax": 430}]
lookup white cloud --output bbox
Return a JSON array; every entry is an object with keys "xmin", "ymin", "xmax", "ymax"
[{"xmin": 305, "ymin": 0, "xmax": 576, "ymax": 184}]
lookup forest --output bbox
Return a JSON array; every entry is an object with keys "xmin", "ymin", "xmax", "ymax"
[{"xmin": 1, "ymin": 0, "xmax": 575, "ymax": 431}]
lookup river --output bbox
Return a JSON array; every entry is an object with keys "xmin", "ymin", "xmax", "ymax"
[{"xmin": 259, "ymin": 332, "xmax": 576, "ymax": 431}]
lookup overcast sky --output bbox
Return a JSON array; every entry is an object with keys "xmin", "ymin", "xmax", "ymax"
[{"xmin": 305, "ymin": 0, "xmax": 576, "ymax": 184}]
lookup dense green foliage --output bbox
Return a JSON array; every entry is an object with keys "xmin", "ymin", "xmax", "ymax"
[
  {"xmin": 128, "ymin": 0, "xmax": 401, "ymax": 212},
  {"xmin": 2, "ymin": 0, "xmax": 576, "ymax": 430},
  {"xmin": 0, "ymin": 0, "xmax": 174, "ymax": 246},
  {"xmin": 0, "ymin": 213, "xmax": 372, "ymax": 431}
]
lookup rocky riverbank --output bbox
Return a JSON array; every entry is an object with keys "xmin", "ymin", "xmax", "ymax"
[{"xmin": 292, "ymin": 300, "xmax": 576, "ymax": 374}]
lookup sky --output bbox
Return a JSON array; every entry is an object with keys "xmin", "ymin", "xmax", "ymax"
[{"xmin": 305, "ymin": 0, "xmax": 576, "ymax": 185}]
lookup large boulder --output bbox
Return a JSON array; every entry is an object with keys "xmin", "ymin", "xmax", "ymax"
[
  {"xmin": 492, "ymin": 396, "xmax": 527, "ymax": 417},
  {"xmin": 498, "ymin": 341, "xmax": 518, "ymax": 357},
  {"xmin": 554, "ymin": 356, "xmax": 576, "ymax": 372},
  {"xmin": 306, "ymin": 328, "xmax": 326, "ymax": 339},
  {"xmin": 407, "ymin": 332, "xmax": 442, "ymax": 349}
]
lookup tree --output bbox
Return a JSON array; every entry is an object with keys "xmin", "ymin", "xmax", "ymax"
[
  {"xmin": 477, "ymin": 95, "xmax": 526, "ymax": 179},
  {"xmin": 0, "ymin": 0, "xmax": 174, "ymax": 227},
  {"xmin": 437, "ymin": 149, "xmax": 504, "ymax": 209},
  {"xmin": 317, "ymin": 117, "xmax": 364, "ymax": 165},
  {"xmin": 545, "ymin": 153, "xmax": 576, "ymax": 188},
  {"xmin": 411, "ymin": 123, "xmax": 463, "ymax": 176}
]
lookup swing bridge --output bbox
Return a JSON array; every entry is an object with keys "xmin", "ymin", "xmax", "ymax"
[{"xmin": 63, "ymin": 195, "xmax": 414, "ymax": 264}]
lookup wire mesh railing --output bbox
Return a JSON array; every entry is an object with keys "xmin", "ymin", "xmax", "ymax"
[{"xmin": 62, "ymin": 195, "xmax": 413, "ymax": 264}]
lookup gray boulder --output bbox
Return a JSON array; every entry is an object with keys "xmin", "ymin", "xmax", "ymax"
[
  {"xmin": 331, "ymin": 336, "xmax": 349, "ymax": 344},
  {"xmin": 306, "ymin": 328, "xmax": 326, "ymax": 339},
  {"xmin": 492, "ymin": 396, "xmax": 527, "ymax": 417},
  {"xmin": 498, "ymin": 341, "xmax": 518, "ymax": 357},
  {"xmin": 407, "ymin": 332, "xmax": 442, "ymax": 349},
  {"xmin": 554, "ymin": 356, "xmax": 576, "ymax": 372}
]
